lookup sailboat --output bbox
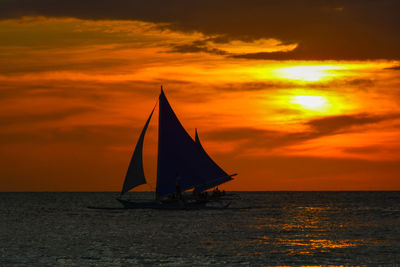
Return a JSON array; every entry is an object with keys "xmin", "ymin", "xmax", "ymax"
[{"xmin": 117, "ymin": 87, "xmax": 236, "ymax": 209}]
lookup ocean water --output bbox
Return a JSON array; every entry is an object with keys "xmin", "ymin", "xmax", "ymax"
[{"xmin": 0, "ymin": 192, "xmax": 399, "ymax": 266}]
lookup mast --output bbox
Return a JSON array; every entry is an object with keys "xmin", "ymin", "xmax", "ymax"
[{"xmin": 155, "ymin": 86, "xmax": 163, "ymax": 200}]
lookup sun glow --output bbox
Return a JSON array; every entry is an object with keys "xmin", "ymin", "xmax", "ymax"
[
  {"xmin": 291, "ymin": 95, "xmax": 329, "ymax": 111},
  {"xmin": 275, "ymin": 65, "xmax": 344, "ymax": 82}
]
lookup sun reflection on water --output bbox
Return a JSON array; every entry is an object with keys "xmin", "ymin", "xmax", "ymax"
[{"xmin": 244, "ymin": 203, "xmax": 374, "ymax": 256}]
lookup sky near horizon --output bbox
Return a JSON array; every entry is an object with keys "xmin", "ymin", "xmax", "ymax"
[{"xmin": 1, "ymin": 1, "xmax": 400, "ymax": 191}]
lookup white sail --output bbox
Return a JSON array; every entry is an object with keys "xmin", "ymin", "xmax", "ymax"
[
  {"xmin": 156, "ymin": 89, "xmax": 231, "ymax": 197},
  {"xmin": 121, "ymin": 105, "xmax": 155, "ymax": 195}
]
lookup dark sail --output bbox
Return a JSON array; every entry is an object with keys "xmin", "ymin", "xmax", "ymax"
[
  {"xmin": 193, "ymin": 129, "xmax": 233, "ymax": 193},
  {"xmin": 121, "ymin": 105, "xmax": 155, "ymax": 195},
  {"xmin": 156, "ymin": 89, "xmax": 231, "ymax": 197}
]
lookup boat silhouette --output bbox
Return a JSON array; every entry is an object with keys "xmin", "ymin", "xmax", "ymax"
[{"xmin": 117, "ymin": 87, "xmax": 236, "ymax": 209}]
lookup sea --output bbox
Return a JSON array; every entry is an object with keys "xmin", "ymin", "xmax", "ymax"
[{"xmin": 0, "ymin": 192, "xmax": 399, "ymax": 266}]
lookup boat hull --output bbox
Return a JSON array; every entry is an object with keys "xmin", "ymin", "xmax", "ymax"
[{"xmin": 116, "ymin": 198, "xmax": 207, "ymax": 210}]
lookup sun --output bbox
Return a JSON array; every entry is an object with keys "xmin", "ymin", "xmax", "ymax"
[{"xmin": 291, "ymin": 95, "xmax": 329, "ymax": 111}]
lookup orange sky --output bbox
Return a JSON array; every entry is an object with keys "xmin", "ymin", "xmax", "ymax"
[{"xmin": 1, "ymin": 2, "xmax": 400, "ymax": 191}]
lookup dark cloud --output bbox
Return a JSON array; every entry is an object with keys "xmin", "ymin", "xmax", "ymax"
[
  {"xmin": 199, "ymin": 127, "xmax": 304, "ymax": 153},
  {"xmin": 168, "ymin": 41, "xmax": 227, "ymax": 55},
  {"xmin": 201, "ymin": 113, "xmax": 400, "ymax": 153},
  {"xmin": 306, "ymin": 113, "xmax": 400, "ymax": 135},
  {"xmin": 343, "ymin": 78, "xmax": 375, "ymax": 88},
  {"xmin": 231, "ymin": 45, "xmax": 397, "ymax": 61},
  {"xmin": 1, "ymin": 0, "xmax": 399, "ymax": 60},
  {"xmin": 385, "ymin": 65, "xmax": 400, "ymax": 70},
  {"xmin": 231, "ymin": 51, "xmax": 298, "ymax": 60}
]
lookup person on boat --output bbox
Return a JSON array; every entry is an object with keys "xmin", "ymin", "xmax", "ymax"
[{"xmin": 214, "ymin": 187, "xmax": 221, "ymax": 196}]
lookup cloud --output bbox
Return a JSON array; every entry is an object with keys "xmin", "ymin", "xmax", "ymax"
[
  {"xmin": 204, "ymin": 127, "xmax": 278, "ymax": 142},
  {"xmin": 201, "ymin": 113, "xmax": 400, "ymax": 155},
  {"xmin": 169, "ymin": 38, "xmax": 297, "ymax": 56},
  {"xmin": 1, "ymin": 1, "xmax": 400, "ymax": 60},
  {"xmin": 212, "ymin": 81, "xmax": 297, "ymax": 92},
  {"xmin": 343, "ymin": 145, "xmax": 385, "ymax": 154},
  {"xmin": 0, "ymin": 123, "xmax": 144, "ymax": 146},
  {"xmin": 0, "ymin": 79, "xmax": 161, "ymax": 100},
  {"xmin": 209, "ymin": 78, "xmax": 378, "ymax": 93},
  {"xmin": 0, "ymin": 107, "xmax": 93, "ymax": 127},
  {"xmin": 199, "ymin": 127, "xmax": 306, "ymax": 154},
  {"xmin": 0, "ymin": 56, "xmax": 134, "ymax": 75},
  {"xmin": 385, "ymin": 65, "xmax": 400, "ymax": 70},
  {"xmin": 306, "ymin": 113, "xmax": 400, "ymax": 135},
  {"xmin": 168, "ymin": 43, "xmax": 227, "ymax": 55},
  {"xmin": 231, "ymin": 45, "xmax": 395, "ymax": 61},
  {"xmin": 342, "ymin": 78, "xmax": 375, "ymax": 88}
]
